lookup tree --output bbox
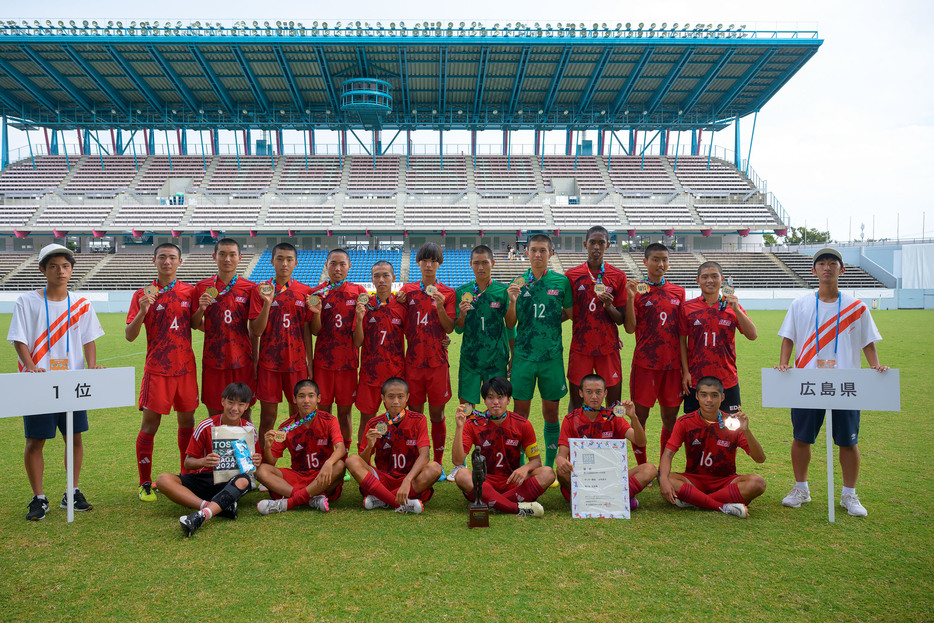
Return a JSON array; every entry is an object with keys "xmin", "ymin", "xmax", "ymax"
[{"xmin": 771, "ymin": 227, "xmax": 831, "ymax": 245}]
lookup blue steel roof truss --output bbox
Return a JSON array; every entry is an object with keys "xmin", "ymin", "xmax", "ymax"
[
  {"xmin": 274, "ymin": 45, "xmax": 305, "ymax": 116},
  {"xmin": 576, "ymin": 46, "xmax": 613, "ymax": 115},
  {"xmin": 644, "ymin": 47, "xmax": 695, "ymax": 117},
  {"xmin": 680, "ymin": 48, "xmax": 735, "ymax": 116},
  {"xmin": 146, "ymin": 45, "xmax": 199, "ymax": 113},
  {"xmin": 472, "ymin": 46, "xmax": 489, "ymax": 117},
  {"xmin": 230, "ymin": 45, "xmax": 270, "ymax": 115},
  {"xmin": 0, "ymin": 55, "xmax": 60, "ymax": 114},
  {"xmin": 610, "ymin": 47, "xmax": 654, "ymax": 117},
  {"xmin": 188, "ymin": 45, "xmax": 235, "ymax": 115},
  {"xmin": 19, "ymin": 46, "xmax": 96, "ymax": 114},
  {"xmin": 541, "ymin": 46, "xmax": 572, "ymax": 116},
  {"xmin": 315, "ymin": 45, "xmax": 340, "ymax": 116},
  {"xmin": 105, "ymin": 45, "xmax": 165, "ymax": 117},
  {"xmin": 506, "ymin": 46, "xmax": 531, "ymax": 118},
  {"xmin": 62, "ymin": 45, "xmax": 131, "ymax": 115},
  {"xmin": 398, "ymin": 47, "xmax": 410, "ymax": 116}
]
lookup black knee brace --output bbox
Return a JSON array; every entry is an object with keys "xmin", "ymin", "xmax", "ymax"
[{"xmin": 211, "ymin": 472, "xmax": 251, "ymax": 510}]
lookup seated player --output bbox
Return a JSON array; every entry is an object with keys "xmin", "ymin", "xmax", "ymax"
[
  {"xmin": 658, "ymin": 376, "xmax": 767, "ymax": 518},
  {"xmin": 345, "ymin": 377, "xmax": 442, "ymax": 514},
  {"xmin": 453, "ymin": 377, "xmax": 554, "ymax": 517},
  {"xmin": 154, "ymin": 382, "xmax": 261, "ymax": 537},
  {"xmin": 555, "ymin": 374, "xmax": 657, "ymax": 511},
  {"xmin": 254, "ymin": 380, "xmax": 345, "ymax": 514}
]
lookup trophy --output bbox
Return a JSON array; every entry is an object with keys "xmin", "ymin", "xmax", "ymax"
[{"xmin": 468, "ymin": 447, "xmax": 490, "ymax": 528}]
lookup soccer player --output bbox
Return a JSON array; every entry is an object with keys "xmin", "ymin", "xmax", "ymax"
[
  {"xmin": 154, "ymin": 382, "xmax": 261, "ymax": 537},
  {"xmin": 449, "ymin": 244, "xmax": 515, "ymax": 481},
  {"xmin": 250, "ymin": 243, "xmax": 314, "ymax": 441},
  {"xmin": 8, "ymin": 244, "xmax": 105, "ymax": 520},
  {"xmin": 453, "ymin": 377, "xmax": 552, "ymax": 517},
  {"xmin": 126, "ymin": 242, "xmax": 198, "ymax": 502},
  {"xmin": 505, "ymin": 234, "xmax": 573, "ymax": 470},
  {"xmin": 658, "ymin": 376, "xmax": 766, "ymax": 518},
  {"xmin": 191, "ymin": 238, "xmax": 259, "ymax": 419},
  {"xmin": 564, "ymin": 226, "xmax": 627, "ymax": 412},
  {"xmin": 395, "ymin": 243, "xmax": 455, "ymax": 470},
  {"xmin": 353, "ymin": 261, "xmax": 406, "ymax": 443},
  {"xmin": 776, "ymin": 247, "xmax": 887, "ymax": 517},
  {"xmin": 623, "ymin": 243, "xmax": 686, "ymax": 465},
  {"xmin": 254, "ymin": 380, "xmax": 345, "ymax": 514},
  {"xmin": 554, "ymin": 374, "xmax": 655, "ymax": 510},
  {"xmin": 679, "ymin": 261, "xmax": 758, "ymax": 414},
  {"xmin": 308, "ymin": 248, "xmax": 367, "ymax": 449},
  {"xmin": 345, "ymin": 377, "xmax": 442, "ymax": 514}
]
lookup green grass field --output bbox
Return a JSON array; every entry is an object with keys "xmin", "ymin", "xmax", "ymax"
[{"xmin": 0, "ymin": 310, "xmax": 931, "ymax": 621}]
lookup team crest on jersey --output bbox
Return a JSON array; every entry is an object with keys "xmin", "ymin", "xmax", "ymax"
[
  {"xmin": 602, "ymin": 432, "xmax": 613, "ymax": 438},
  {"xmin": 717, "ymin": 439, "xmax": 730, "ymax": 447},
  {"xmin": 391, "ymin": 318, "xmax": 402, "ymax": 325},
  {"xmin": 345, "ymin": 300, "xmax": 355, "ymax": 306},
  {"xmin": 670, "ymin": 299, "xmax": 681, "ymax": 305},
  {"xmin": 692, "ymin": 439, "xmax": 702, "ymax": 445},
  {"xmin": 235, "ymin": 296, "xmax": 247, "ymax": 303},
  {"xmin": 181, "ymin": 301, "xmax": 190, "ymax": 308},
  {"xmin": 317, "ymin": 438, "xmax": 328, "ymax": 445},
  {"xmin": 506, "ymin": 439, "xmax": 519, "ymax": 446},
  {"xmin": 490, "ymin": 302, "xmax": 501, "ymax": 308},
  {"xmin": 296, "ymin": 300, "xmax": 305, "ymax": 308},
  {"xmin": 719, "ymin": 319, "xmax": 732, "ymax": 327},
  {"xmin": 547, "ymin": 289, "xmax": 559, "ymax": 295},
  {"xmin": 406, "ymin": 439, "xmax": 417, "ymax": 446}
]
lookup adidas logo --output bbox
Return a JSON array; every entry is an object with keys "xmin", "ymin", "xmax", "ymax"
[
  {"xmin": 578, "ymin": 285, "xmax": 586, "ymax": 291},
  {"xmin": 561, "ymin": 384, "xmax": 567, "ymax": 391},
  {"xmin": 694, "ymin": 319, "xmax": 702, "ymax": 326},
  {"xmin": 692, "ymin": 439, "xmax": 702, "ymax": 445},
  {"xmin": 272, "ymin": 301, "xmax": 279, "ymax": 307},
  {"xmin": 645, "ymin": 301, "xmax": 653, "ymax": 307},
  {"xmin": 325, "ymin": 303, "xmax": 333, "ymax": 310},
  {"xmin": 369, "ymin": 317, "xmax": 377, "ymax": 323},
  {"xmin": 138, "ymin": 458, "xmax": 151, "ymax": 464},
  {"xmin": 482, "ymin": 440, "xmax": 491, "ymax": 447},
  {"xmin": 612, "ymin": 373, "xmax": 619, "ymax": 379},
  {"xmin": 409, "ymin": 300, "xmax": 415, "ymax": 305},
  {"xmin": 523, "ymin": 291, "xmax": 531, "ymax": 297},
  {"xmin": 295, "ymin": 444, "xmax": 304, "ymax": 451},
  {"xmin": 156, "ymin": 304, "xmax": 165, "ymax": 311}
]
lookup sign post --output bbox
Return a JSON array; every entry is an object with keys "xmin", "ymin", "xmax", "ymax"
[
  {"xmin": 761, "ymin": 368, "xmax": 900, "ymax": 522},
  {"xmin": 0, "ymin": 368, "xmax": 136, "ymax": 522}
]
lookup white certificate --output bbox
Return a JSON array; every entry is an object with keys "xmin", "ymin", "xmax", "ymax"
[{"xmin": 570, "ymin": 438, "xmax": 629, "ymax": 519}]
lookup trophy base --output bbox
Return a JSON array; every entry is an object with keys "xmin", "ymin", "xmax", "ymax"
[{"xmin": 468, "ymin": 503, "xmax": 490, "ymax": 529}]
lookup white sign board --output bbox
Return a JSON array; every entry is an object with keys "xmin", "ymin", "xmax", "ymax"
[
  {"xmin": 0, "ymin": 367, "xmax": 136, "ymax": 418},
  {"xmin": 570, "ymin": 438, "xmax": 630, "ymax": 519},
  {"xmin": 761, "ymin": 368, "xmax": 900, "ymax": 412}
]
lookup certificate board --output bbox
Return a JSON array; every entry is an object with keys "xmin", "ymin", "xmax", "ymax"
[{"xmin": 570, "ymin": 438, "xmax": 629, "ymax": 519}]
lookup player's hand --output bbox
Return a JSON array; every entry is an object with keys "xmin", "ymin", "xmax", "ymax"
[
  {"xmin": 203, "ymin": 453, "xmax": 220, "ymax": 468},
  {"xmin": 365, "ymin": 427, "xmax": 381, "ymax": 446},
  {"xmin": 625, "ymin": 279, "xmax": 640, "ymax": 298},
  {"xmin": 316, "ymin": 464, "xmax": 333, "ymax": 487},
  {"xmin": 259, "ymin": 287, "xmax": 274, "ymax": 307},
  {"xmin": 355, "ymin": 300, "xmax": 367, "ymax": 318},
  {"xmin": 395, "ymin": 480, "xmax": 412, "ymax": 506},
  {"xmin": 735, "ymin": 411, "xmax": 749, "ymax": 432},
  {"xmin": 24, "ymin": 367, "xmax": 47, "ymax": 373},
  {"xmin": 507, "ymin": 282, "xmax": 521, "ymax": 302},
  {"xmin": 264, "ymin": 430, "xmax": 278, "ymax": 448},
  {"xmin": 454, "ymin": 404, "xmax": 469, "ymax": 428},
  {"xmin": 555, "ymin": 455, "xmax": 572, "ymax": 479},
  {"xmin": 725, "ymin": 293, "xmax": 739, "ymax": 310},
  {"xmin": 681, "ymin": 371, "xmax": 692, "ymax": 396},
  {"xmin": 871, "ymin": 364, "xmax": 890, "ymax": 372},
  {"xmin": 596, "ymin": 289, "xmax": 614, "ymax": 307},
  {"xmin": 458, "ymin": 299, "xmax": 472, "ymax": 315},
  {"xmin": 441, "ymin": 336, "xmax": 451, "ymax": 350},
  {"xmin": 251, "ymin": 452, "xmax": 262, "ymax": 467},
  {"xmin": 92, "ymin": 364, "xmax": 106, "ymax": 369},
  {"xmin": 506, "ymin": 466, "xmax": 528, "ymax": 487},
  {"xmin": 199, "ymin": 292, "xmax": 214, "ymax": 310},
  {"xmin": 395, "ymin": 289, "xmax": 407, "ymax": 304},
  {"xmin": 430, "ymin": 290, "xmax": 446, "ymax": 307},
  {"xmin": 139, "ymin": 293, "xmax": 155, "ymax": 314},
  {"xmin": 659, "ymin": 479, "xmax": 678, "ymax": 505},
  {"xmin": 774, "ymin": 363, "xmax": 792, "ymax": 372},
  {"xmin": 619, "ymin": 399, "xmax": 636, "ymax": 420}
]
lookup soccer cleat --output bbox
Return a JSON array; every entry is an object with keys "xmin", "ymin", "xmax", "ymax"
[
  {"xmin": 179, "ymin": 512, "xmax": 204, "ymax": 537},
  {"xmin": 343, "ymin": 471, "xmax": 352, "ymax": 482},
  {"xmin": 781, "ymin": 486, "xmax": 811, "ymax": 508},
  {"xmin": 548, "ymin": 480, "xmax": 559, "ymax": 488},
  {"xmin": 363, "ymin": 495, "xmax": 389, "ymax": 510},
  {"xmin": 840, "ymin": 492, "xmax": 868, "ymax": 517},
  {"xmin": 394, "ymin": 499, "xmax": 423, "ymax": 514},
  {"xmin": 516, "ymin": 502, "xmax": 545, "ymax": 518},
  {"xmin": 60, "ymin": 489, "xmax": 93, "ymax": 511},
  {"xmin": 218, "ymin": 501, "xmax": 238, "ymax": 520},
  {"xmin": 721, "ymin": 503, "xmax": 748, "ymax": 518},
  {"xmin": 629, "ymin": 497, "xmax": 640, "ymax": 512},
  {"xmin": 138, "ymin": 482, "xmax": 157, "ymax": 502},
  {"xmin": 256, "ymin": 499, "xmax": 288, "ymax": 515},
  {"xmin": 309, "ymin": 495, "xmax": 330, "ymax": 512},
  {"xmin": 446, "ymin": 464, "xmax": 465, "ymax": 482},
  {"xmin": 436, "ymin": 469, "xmax": 447, "ymax": 483},
  {"xmin": 26, "ymin": 496, "xmax": 49, "ymax": 521},
  {"xmin": 674, "ymin": 499, "xmax": 697, "ymax": 509}
]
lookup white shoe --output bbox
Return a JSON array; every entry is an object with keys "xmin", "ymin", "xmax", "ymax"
[
  {"xmin": 256, "ymin": 498, "xmax": 288, "ymax": 515},
  {"xmin": 721, "ymin": 503, "xmax": 748, "ymax": 518},
  {"xmin": 309, "ymin": 494, "xmax": 329, "ymax": 512},
  {"xmin": 674, "ymin": 499, "xmax": 697, "ymax": 509},
  {"xmin": 363, "ymin": 495, "xmax": 389, "ymax": 510},
  {"xmin": 395, "ymin": 499, "xmax": 423, "ymax": 514},
  {"xmin": 446, "ymin": 465, "xmax": 465, "ymax": 482},
  {"xmin": 840, "ymin": 492, "xmax": 868, "ymax": 517},
  {"xmin": 517, "ymin": 502, "xmax": 544, "ymax": 518},
  {"xmin": 781, "ymin": 486, "xmax": 811, "ymax": 508}
]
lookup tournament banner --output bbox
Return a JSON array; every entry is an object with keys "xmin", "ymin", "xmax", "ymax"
[
  {"xmin": 570, "ymin": 438, "xmax": 630, "ymax": 519},
  {"xmin": 211, "ymin": 425, "xmax": 256, "ymax": 484}
]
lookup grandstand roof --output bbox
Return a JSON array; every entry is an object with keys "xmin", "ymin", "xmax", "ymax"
[{"xmin": 0, "ymin": 21, "xmax": 821, "ymax": 132}]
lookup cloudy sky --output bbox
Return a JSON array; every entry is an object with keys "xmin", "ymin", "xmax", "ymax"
[{"xmin": 4, "ymin": 0, "xmax": 932, "ymax": 241}]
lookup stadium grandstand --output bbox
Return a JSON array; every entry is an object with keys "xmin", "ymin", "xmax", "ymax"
[{"xmin": 0, "ymin": 19, "xmax": 912, "ymax": 307}]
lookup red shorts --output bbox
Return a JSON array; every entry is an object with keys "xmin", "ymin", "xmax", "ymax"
[
  {"xmin": 201, "ymin": 366, "xmax": 257, "ymax": 411},
  {"xmin": 312, "ymin": 363, "xmax": 358, "ymax": 407},
  {"xmin": 567, "ymin": 352, "xmax": 624, "ymax": 387},
  {"xmin": 405, "ymin": 364, "xmax": 452, "ymax": 407},
  {"xmin": 355, "ymin": 382, "xmax": 383, "ymax": 415},
  {"xmin": 681, "ymin": 472, "xmax": 739, "ymax": 494},
  {"xmin": 272, "ymin": 468, "xmax": 344, "ymax": 502},
  {"xmin": 365, "ymin": 467, "xmax": 435, "ymax": 503},
  {"xmin": 139, "ymin": 370, "xmax": 199, "ymax": 414},
  {"xmin": 256, "ymin": 367, "xmax": 308, "ymax": 404},
  {"xmin": 629, "ymin": 364, "xmax": 683, "ymax": 408}
]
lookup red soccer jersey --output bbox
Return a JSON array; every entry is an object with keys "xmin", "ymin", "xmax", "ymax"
[
  {"xmin": 194, "ymin": 276, "xmax": 258, "ymax": 370},
  {"xmin": 270, "ymin": 410, "xmax": 343, "ymax": 474},
  {"xmin": 679, "ymin": 296, "xmax": 747, "ymax": 388},
  {"xmin": 665, "ymin": 411, "xmax": 750, "ymax": 479},
  {"xmin": 249, "ymin": 280, "xmax": 313, "ymax": 373},
  {"xmin": 632, "ymin": 281, "xmax": 686, "ymax": 370},
  {"xmin": 311, "ymin": 281, "xmax": 367, "ymax": 371},
  {"xmin": 359, "ymin": 410, "xmax": 430, "ymax": 480},
  {"xmin": 558, "ymin": 408, "xmax": 632, "ymax": 446},
  {"xmin": 400, "ymin": 281, "xmax": 456, "ymax": 369},
  {"xmin": 359, "ymin": 296, "xmax": 406, "ymax": 386},
  {"xmin": 186, "ymin": 413, "xmax": 259, "ymax": 475},
  {"xmin": 462, "ymin": 412, "xmax": 539, "ymax": 480},
  {"xmin": 127, "ymin": 280, "xmax": 197, "ymax": 376},
  {"xmin": 566, "ymin": 263, "xmax": 627, "ymax": 356}
]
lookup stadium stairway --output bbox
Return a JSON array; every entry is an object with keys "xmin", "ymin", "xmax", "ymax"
[
  {"xmin": 767, "ymin": 253, "xmax": 808, "ymax": 287},
  {"xmin": 0, "ymin": 254, "xmax": 35, "ymax": 288},
  {"xmin": 74, "ymin": 254, "xmax": 113, "ymax": 289},
  {"xmin": 659, "ymin": 157, "xmax": 686, "ymax": 193},
  {"xmin": 400, "ymin": 250, "xmax": 411, "ymax": 282}
]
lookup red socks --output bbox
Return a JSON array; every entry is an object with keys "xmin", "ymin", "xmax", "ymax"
[
  {"xmin": 136, "ymin": 431, "xmax": 155, "ymax": 485},
  {"xmin": 286, "ymin": 486, "xmax": 311, "ymax": 510},
  {"xmin": 361, "ymin": 473, "xmax": 399, "ymax": 509},
  {"xmin": 659, "ymin": 427, "xmax": 672, "ymax": 461},
  {"xmin": 178, "ymin": 427, "xmax": 194, "ymax": 471},
  {"xmin": 628, "ymin": 475, "xmax": 645, "ymax": 498},
  {"xmin": 677, "ymin": 483, "xmax": 723, "ymax": 511},
  {"xmin": 710, "ymin": 482, "xmax": 746, "ymax": 505},
  {"xmin": 503, "ymin": 477, "xmax": 545, "ymax": 504},
  {"xmin": 480, "ymin": 481, "xmax": 518, "ymax": 514},
  {"xmin": 430, "ymin": 419, "xmax": 447, "ymax": 464}
]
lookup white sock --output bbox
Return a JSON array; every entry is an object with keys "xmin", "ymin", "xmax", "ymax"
[
  {"xmin": 841, "ymin": 486, "xmax": 856, "ymax": 497},
  {"xmin": 796, "ymin": 481, "xmax": 809, "ymax": 492},
  {"xmin": 36, "ymin": 494, "xmax": 47, "ymax": 500}
]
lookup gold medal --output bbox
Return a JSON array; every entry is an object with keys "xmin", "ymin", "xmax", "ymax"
[
  {"xmin": 721, "ymin": 285, "xmax": 735, "ymax": 296},
  {"xmin": 594, "ymin": 283, "xmax": 606, "ymax": 295},
  {"xmin": 308, "ymin": 294, "xmax": 321, "ymax": 307},
  {"xmin": 259, "ymin": 283, "xmax": 274, "ymax": 297},
  {"xmin": 375, "ymin": 421, "xmax": 388, "ymax": 435},
  {"xmin": 612, "ymin": 404, "xmax": 626, "ymax": 417},
  {"xmin": 425, "ymin": 284, "xmax": 439, "ymax": 297},
  {"xmin": 514, "ymin": 277, "xmax": 526, "ymax": 289},
  {"xmin": 143, "ymin": 285, "xmax": 158, "ymax": 298},
  {"xmin": 462, "ymin": 292, "xmax": 474, "ymax": 304},
  {"xmin": 357, "ymin": 293, "xmax": 370, "ymax": 304},
  {"xmin": 636, "ymin": 282, "xmax": 650, "ymax": 295},
  {"xmin": 724, "ymin": 416, "xmax": 741, "ymax": 431},
  {"xmin": 272, "ymin": 430, "xmax": 287, "ymax": 443},
  {"xmin": 205, "ymin": 286, "xmax": 219, "ymax": 299}
]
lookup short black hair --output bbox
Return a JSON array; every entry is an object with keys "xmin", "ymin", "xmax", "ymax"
[
  {"xmin": 214, "ymin": 238, "xmax": 241, "ymax": 254},
  {"xmin": 39, "ymin": 252, "xmax": 75, "ymax": 270},
  {"xmin": 696, "ymin": 376, "xmax": 724, "ymax": 394},
  {"xmin": 585, "ymin": 226, "xmax": 610, "ymax": 242},
  {"xmin": 221, "ymin": 382, "xmax": 253, "ymax": 403},
  {"xmin": 644, "ymin": 242, "xmax": 669, "ymax": 259},
  {"xmin": 416, "ymin": 242, "xmax": 444, "ymax": 264},
  {"xmin": 579, "ymin": 374, "xmax": 606, "ymax": 389},
  {"xmin": 696, "ymin": 261, "xmax": 722, "ymax": 277},
  {"xmin": 293, "ymin": 379, "xmax": 319, "ymax": 397},
  {"xmin": 381, "ymin": 376, "xmax": 409, "ymax": 394},
  {"xmin": 371, "ymin": 260, "xmax": 395, "ymax": 274},
  {"xmin": 154, "ymin": 242, "xmax": 181, "ymax": 258},
  {"xmin": 326, "ymin": 248, "xmax": 350, "ymax": 262},
  {"xmin": 272, "ymin": 242, "xmax": 297, "ymax": 258},
  {"xmin": 528, "ymin": 234, "xmax": 553, "ymax": 250},
  {"xmin": 471, "ymin": 245, "xmax": 494, "ymax": 261},
  {"xmin": 481, "ymin": 376, "xmax": 513, "ymax": 399}
]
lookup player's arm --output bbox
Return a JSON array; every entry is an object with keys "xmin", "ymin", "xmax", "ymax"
[
  {"xmin": 82, "ymin": 341, "xmax": 104, "ymax": 370},
  {"xmin": 679, "ymin": 336, "xmax": 692, "ymax": 394},
  {"xmin": 561, "ymin": 306, "xmax": 573, "ymax": 322},
  {"xmin": 454, "ymin": 297, "xmax": 469, "ymax": 331},
  {"xmin": 249, "ymin": 290, "xmax": 274, "ymax": 337},
  {"xmin": 776, "ymin": 337, "xmax": 795, "ymax": 371},
  {"xmin": 555, "ymin": 445, "xmax": 572, "ymax": 480},
  {"xmin": 863, "ymin": 342, "xmax": 889, "ymax": 372},
  {"xmin": 728, "ymin": 297, "xmax": 758, "ymax": 340},
  {"xmin": 352, "ymin": 301, "xmax": 366, "ymax": 347},
  {"xmin": 316, "ymin": 442, "xmax": 347, "ymax": 488},
  {"xmin": 359, "ymin": 426, "xmax": 380, "ymax": 463},
  {"xmin": 185, "ymin": 451, "xmax": 218, "ymax": 471},
  {"xmin": 13, "ymin": 342, "xmax": 43, "ymax": 372},
  {"xmin": 452, "ymin": 405, "xmax": 469, "ymax": 466},
  {"xmin": 598, "ymin": 289, "xmax": 624, "ymax": 324},
  {"xmin": 504, "ymin": 283, "xmax": 520, "ymax": 329},
  {"xmin": 507, "ymin": 453, "xmax": 541, "ymax": 486},
  {"xmin": 431, "ymin": 291, "xmax": 455, "ymax": 333},
  {"xmin": 261, "ymin": 431, "xmax": 280, "ymax": 465},
  {"xmin": 736, "ymin": 411, "xmax": 766, "ymax": 464},
  {"xmin": 398, "ymin": 445, "xmax": 429, "ymax": 504},
  {"xmin": 657, "ymin": 447, "xmax": 678, "ymax": 504},
  {"xmin": 620, "ymin": 399, "xmax": 647, "ymax": 447},
  {"xmin": 191, "ymin": 291, "xmax": 213, "ymax": 331},
  {"xmin": 623, "ymin": 280, "xmax": 638, "ymax": 334},
  {"xmin": 308, "ymin": 297, "xmax": 323, "ymax": 336},
  {"xmin": 125, "ymin": 293, "xmax": 153, "ymax": 342}
]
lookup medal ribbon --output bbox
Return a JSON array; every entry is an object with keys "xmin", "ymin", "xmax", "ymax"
[
  {"xmin": 586, "ymin": 262, "xmax": 605, "ymax": 285},
  {"xmin": 471, "ymin": 280, "xmax": 489, "ymax": 302},
  {"xmin": 365, "ymin": 294, "xmax": 392, "ymax": 311},
  {"xmin": 641, "ymin": 276, "xmax": 666, "ymax": 288},
  {"xmin": 320, "ymin": 278, "xmax": 346, "ymax": 298},
  {"xmin": 152, "ymin": 279, "xmax": 177, "ymax": 295},
  {"xmin": 268, "ymin": 278, "xmax": 290, "ymax": 296},
  {"xmin": 213, "ymin": 274, "xmax": 238, "ymax": 297},
  {"xmin": 524, "ymin": 268, "xmax": 547, "ymax": 288},
  {"xmin": 280, "ymin": 410, "xmax": 317, "ymax": 434}
]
